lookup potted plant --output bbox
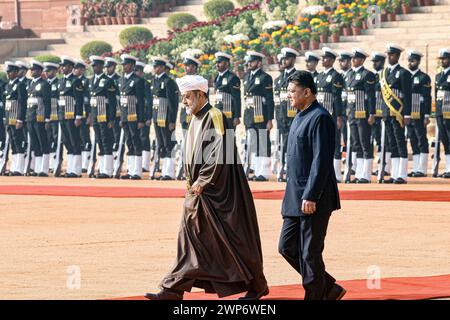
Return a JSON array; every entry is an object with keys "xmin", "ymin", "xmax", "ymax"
[
  {"xmin": 385, "ymin": 1, "xmax": 397, "ymax": 21},
  {"xmin": 424, "ymin": 0, "xmax": 433, "ymax": 6},
  {"xmin": 116, "ymin": 1, "xmax": 126, "ymax": 24},
  {"xmin": 299, "ymin": 29, "xmax": 310, "ymax": 50},
  {"xmin": 128, "ymin": 3, "xmax": 139, "ymax": 24},
  {"xmin": 352, "ymin": 18, "xmax": 363, "ymax": 35},
  {"xmin": 401, "ymin": 0, "xmax": 412, "ymax": 14},
  {"xmin": 317, "ymin": 21, "xmax": 329, "ymax": 43},
  {"xmin": 310, "ymin": 32, "xmax": 320, "ymax": 50},
  {"xmin": 330, "ymin": 24, "xmax": 340, "ymax": 43}
]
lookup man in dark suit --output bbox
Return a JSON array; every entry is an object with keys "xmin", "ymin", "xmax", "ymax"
[{"xmin": 278, "ymin": 70, "xmax": 344, "ymax": 300}]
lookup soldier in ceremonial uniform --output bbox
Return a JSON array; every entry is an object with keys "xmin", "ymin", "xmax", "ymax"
[
  {"xmin": 151, "ymin": 57, "xmax": 179, "ymax": 180},
  {"xmin": 338, "ymin": 51, "xmax": 353, "ymax": 168},
  {"xmin": 435, "ymin": 48, "xmax": 450, "ymax": 178},
  {"xmin": 88, "ymin": 56, "xmax": 118, "ymax": 178},
  {"xmin": 58, "ymin": 56, "xmax": 85, "ymax": 178},
  {"xmin": 305, "ymin": 51, "xmax": 320, "ymax": 82},
  {"xmin": 26, "ymin": 60, "xmax": 51, "ymax": 177},
  {"xmin": 243, "ymin": 51, "xmax": 275, "ymax": 182},
  {"xmin": 3, "ymin": 61, "xmax": 27, "ymax": 176},
  {"xmin": 316, "ymin": 47, "xmax": 344, "ymax": 182},
  {"xmin": 371, "ymin": 52, "xmax": 390, "ymax": 175},
  {"xmin": 346, "ymin": 48, "xmax": 376, "ymax": 183},
  {"xmin": 135, "ymin": 61, "xmax": 153, "ymax": 173},
  {"xmin": 44, "ymin": 62, "xmax": 61, "ymax": 172},
  {"xmin": 74, "ymin": 59, "xmax": 92, "ymax": 173},
  {"xmin": 406, "ymin": 50, "xmax": 431, "ymax": 177},
  {"xmin": 105, "ymin": 57, "xmax": 122, "ymax": 158},
  {"xmin": 179, "ymin": 56, "xmax": 201, "ymax": 133},
  {"xmin": 16, "ymin": 61, "xmax": 31, "ymax": 87},
  {"xmin": 118, "ymin": 54, "xmax": 146, "ymax": 180},
  {"xmin": 380, "ymin": 44, "xmax": 412, "ymax": 184},
  {"xmin": 274, "ymin": 48, "xmax": 300, "ymax": 182},
  {"xmin": 0, "ymin": 76, "xmax": 6, "ymax": 155},
  {"xmin": 213, "ymin": 52, "xmax": 241, "ymax": 130}
]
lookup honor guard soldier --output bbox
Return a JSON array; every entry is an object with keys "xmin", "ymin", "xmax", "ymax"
[
  {"xmin": 304, "ymin": 51, "xmax": 320, "ymax": 82},
  {"xmin": 316, "ymin": 47, "xmax": 344, "ymax": 182},
  {"xmin": 406, "ymin": 50, "xmax": 431, "ymax": 177},
  {"xmin": 339, "ymin": 51, "xmax": 357, "ymax": 174},
  {"xmin": 118, "ymin": 54, "xmax": 146, "ymax": 180},
  {"xmin": 380, "ymin": 44, "xmax": 412, "ymax": 184},
  {"xmin": 213, "ymin": 52, "xmax": 241, "ymax": 130},
  {"xmin": 243, "ymin": 51, "xmax": 275, "ymax": 181},
  {"xmin": 74, "ymin": 59, "xmax": 93, "ymax": 173},
  {"xmin": 151, "ymin": 57, "xmax": 179, "ymax": 180},
  {"xmin": 134, "ymin": 61, "xmax": 153, "ymax": 173},
  {"xmin": 346, "ymin": 48, "xmax": 376, "ymax": 183},
  {"xmin": 27, "ymin": 60, "xmax": 51, "ymax": 177},
  {"xmin": 3, "ymin": 61, "xmax": 28, "ymax": 176},
  {"xmin": 105, "ymin": 57, "xmax": 122, "ymax": 157},
  {"xmin": 435, "ymin": 48, "xmax": 450, "ymax": 178},
  {"xmin": 371, "ymin": 52, "xmax": 390, "ymax": 175},
  {"xmin": 88, "ymin": 56, "xmax": 118, "ymax": 178},
  {"xmin": 275, "ymin": 48, "xmax": 300, "ymax": 182},
  {"xmin": 44, "ymin": 62, "xmax": 61, "ymax": 172},
  {"xmin": 16, "ymin": 61, "xmax": 31, "ymax": 87},
  {"xmin": 273, "ymin": 53, "xmax": 285, "ymax": 180},
  {"xmin": 180, "ymin": 56, "xmax": 201, "ymax": 133},
  {"xmin": 58, "ymin": 56, "xmax": 85, "ymax": 178}
]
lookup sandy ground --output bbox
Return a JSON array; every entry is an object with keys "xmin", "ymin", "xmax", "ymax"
[{"xmin": 0, "ymin": 177, "xmax": 450, "ymax": 299}]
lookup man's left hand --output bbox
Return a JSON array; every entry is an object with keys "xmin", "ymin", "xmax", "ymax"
[
  {"xmin": 302, "ymin": 200, "xmax": 317, "ymax": 215},
  {"xmin": 266, "ymin": 120, "xmax": 273, "ymax": 131},
  {"xmin": 74, "ymin": 118, "xmax": 82, "ymax": 127},
  {"xmin": 137, "ymin": 122, "xmax": 144, "ymax": 129},
  {"xmin": 191, "ymin": 181, "xmax": 204, "ymax": 196},
  {"xmin": 424, "ymin": 117, "xmax": 430, "ymax": 127}
]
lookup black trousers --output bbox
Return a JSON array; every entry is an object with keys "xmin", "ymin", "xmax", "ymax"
[
  {"xmin": 123, "ymin": 121, "xmax": 142, "ymax": 156},
  {"xmin": 27, "ymin": 121, "xmax": 49, "ymax": 157},
  {"xmin": 0, "ymin": 118, "xmax": 6, "ymax": 149},
  {"xmin": 253, "ymin": 123, "xmax": 271, "ymax": 157},
  {"xmin": 80, "ymin": 118, "xmax": 91, "ymax": 151},
  {"xmin": 140, "ymin": 124, "xmax": 151, "ymax": 152},
  {"xmin": 279, "ymin": 129, "xmax": 289, "ymax": 168},
  {"xmin": 407, "ymin": 118, "xmax": 428, "ymax": 154},
  {"xmin": 47, "ymin": 121, "xmax": 59, "ymax": 153},
  {"xmin": 154, "ymin": 123, "xmax": 175, "ymax": 158},
  {"xmin": 93, "ymin": 122, "xmax": 113, "ymax": 156},
  {"xmin": 279, "ymin": 213, "xmax": 336, "ymax": 300},
  {"xmin": 349, "ymin": 116, "xmax": 362, "ymax": 157},
  {"xmin": 436, "ymin": 116, "xmax": 450, "ymax": 155},
  {"xmin": 7, "ymin": 125, "xmax": 26, "ymax": 154},
  {"xmin": 371, "ymin": 118, "xmax": 382, "ymax": 153},
  {"xmin": 351, "ymin": 118, "xmax": 373, "ymax": 159},
  {"xmin": 384, "ymin": 117, "xmax": 407, "ymax": 158},
  {"xmin": 61, "ymin": 119, "xmax": 81, "ymax": 155},
  {"xmin": 112, "ymin": 117, "xmax": 121, "ymax": 152}
]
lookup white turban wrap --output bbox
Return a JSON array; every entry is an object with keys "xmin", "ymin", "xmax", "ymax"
[{"xmin": 176, "ymin": 75, "xmax": 209, "ymax": 95}]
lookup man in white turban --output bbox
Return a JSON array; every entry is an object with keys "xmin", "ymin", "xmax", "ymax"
[{"xmin": 145, "ymin": 75, "xmax": 268, "ymax": 300}]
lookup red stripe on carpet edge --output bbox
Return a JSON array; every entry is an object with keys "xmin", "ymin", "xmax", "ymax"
[
  {"xmin": 110, "ymin": 274, "xmax": 450, "ymax": 300},
  {"xmin": 0, "ymin": 185, "xmax": 450, "ymax": 202}
]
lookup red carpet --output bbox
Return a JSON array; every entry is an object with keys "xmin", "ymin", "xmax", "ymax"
[
  {"xmin": 112, "ymin": 274, "xmax": 450, "ymax": 300},
  {"xmin": 1, "ymin": 185, "xmax": 450, "ymax": 202}
]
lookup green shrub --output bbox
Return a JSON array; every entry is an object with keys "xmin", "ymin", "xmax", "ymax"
[
  {"xmin": 203, "ymin": 0, "xmax": 235, "ymax": 21},
  {"xmin": 0, "ymin": 72, "xmax": 7, "ymax": 82},
  {"xmin": 119, "ymin": 26, "xmax": 153, "ymax": 48},
  {"xmin": 166, "ymin": 13, "xmax": 197, "ymax": 30},
  {"xmin": 80, "ymin": 41, "xmax": 113, "ymax": 60},
  {"xmin": 33, "ymin": 54, "xmax": 61, "ymax": 64}
]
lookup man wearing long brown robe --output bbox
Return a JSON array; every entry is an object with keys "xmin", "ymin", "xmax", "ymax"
[{"xmin": 145, "ymin": 75, "xmax": 268, "ymax": 300}]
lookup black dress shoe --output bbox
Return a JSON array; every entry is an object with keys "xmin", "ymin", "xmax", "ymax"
[
  {"xmin": 82, "ymin": 169, "xmax": 88, "ymax": 173},
  {"xmin": 356, "ymin": 178, "xmax": 370, "ymax": 184},
  {"xmin": 144, "ymin": 289, "xmax": 183, "ymax": 300},
  {"xmin": 160, "ymin": 175, "xmax": 174, "ymax": 181},
  {"xmin": 130, "ymin": 175, "xmax": 142, "ymax": 180},
  {"xmin": 383, "ymin": 178, "xmax": 395, "ymax": 184},
  {"xmin": 325, "ymin": 284, "xmax": 347, "ymax": 300},
  {"xmin": 38, "ymin": 173, "xmax": 49, "ymax": 177},
  {"xmin": 10, "ymin": 171, "xmax": 22, "ymax": 176},
  {"xmin": 350, "ymin": 178, "xmax": 359, "ymax": 184},
  {"xmin": 143, "ymin": 168, "xmax": 149, "ymax": 173},
  {"xmin": 444, "ymin": 172, "xmax": 450, "ymax": 179},
  {"xmin": 28, "ymin": 172, "xmax": 38, "ymax": 177},
  {"xmin": 394, "ymin": 178, "xmax": 407, "ymax": 184},
  {"xmin": 407, "ymin": 172, "xmax": 415, "ymax": 177},
  {"xmin": 412, "ymin": 172, "xmax": 426, "ymax": 178},
  {"xmin": 97, "ymin": 173, "xmax": 111, "ymax": 179},
  {"xmin": 277, "ymin": 177, "xmax": 286, "ymax": 182},
  {"xmin": 120, "ymin": 174, "xmax": 132, "ymax": 179},
  {"xmin": 254, "ymin": 175, "xmax": 268, "ymax": 182},
  {"xmin": 238, "ymin": 287, "xmax": 269, "ymax": 300}
]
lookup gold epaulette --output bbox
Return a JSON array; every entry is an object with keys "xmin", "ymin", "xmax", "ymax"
[{"xmin": 208, "ymin": 107, "xmax": 225, "ymax": 136}]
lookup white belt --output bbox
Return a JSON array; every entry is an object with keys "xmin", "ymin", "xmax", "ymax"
[
  {"xmin": 58, "ymin": 99, "xmax": 66, "ymax": 107},
  {"xmin": 27, "ymin": 97, "xmax": 39, "ymax": 105}
]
